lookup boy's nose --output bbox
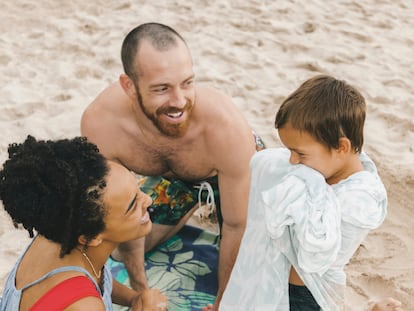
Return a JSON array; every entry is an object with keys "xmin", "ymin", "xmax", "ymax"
[{"xmin": 289, "ymin": 152, "xmax": 300, "ymax": 164}]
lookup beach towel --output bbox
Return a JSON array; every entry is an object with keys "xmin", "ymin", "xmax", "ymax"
[{"xmin": 108, "ymin": 225, "xmax": 219, "ymax": 311}]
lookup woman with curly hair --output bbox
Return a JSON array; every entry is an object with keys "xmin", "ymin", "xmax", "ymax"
[{"xmin": 0, "ymin": 135, "xmax": 167, "ymax": 310}]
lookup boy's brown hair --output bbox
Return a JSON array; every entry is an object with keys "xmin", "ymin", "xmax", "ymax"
[{"xmin": 275, "ymin": 75, "xmax": 366, "ymax": 152}]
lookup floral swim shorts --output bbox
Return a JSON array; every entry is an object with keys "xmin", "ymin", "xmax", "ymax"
[
  {"xmin": 139, "ymin": 175, "xmax": 221, "ymax": 226},
  {"xmin": 139, "ymin": 132, "xmax": 266, "ymax": 227}
]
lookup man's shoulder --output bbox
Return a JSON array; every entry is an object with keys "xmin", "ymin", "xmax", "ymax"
[
  {"xmin": 82, "ymin": 82, "xmax": 130, "ymax": 129},
  {"xmin": 80, "ymin": 82, "xmax": 132, "ymax": 159},
  {"xmin": 193, "ymin": 85, "xmax": 253, "ymax": 141},
  {"xmin": 194, "ymin": 85, "xmax": 245, "ymax": 122},
  {"xmin": 84, "ymin": 82, "xmax": 127, "ymax": 115},
  {"xmin": 195, "ymin": 85, "xmax": 231, "ymax": 104}
]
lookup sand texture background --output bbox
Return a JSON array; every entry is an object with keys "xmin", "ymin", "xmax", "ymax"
[{"xmin": 0, "ymin": 1, "xmax": 413, "ymax": 309}]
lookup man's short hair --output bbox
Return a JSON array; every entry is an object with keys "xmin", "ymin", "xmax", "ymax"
[{"xmin": 121, "ymin": 23, "xmax": 186, "ymax": 81}]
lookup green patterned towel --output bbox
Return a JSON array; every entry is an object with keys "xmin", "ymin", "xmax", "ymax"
[{"xmin": 108, "ymin": 225, "xmax": 220, "ymax": 311}]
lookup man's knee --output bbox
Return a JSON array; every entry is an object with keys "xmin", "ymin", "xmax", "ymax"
[{"xmin": 149, "ymin": 205, "xmax": 199, "ymax": 249}]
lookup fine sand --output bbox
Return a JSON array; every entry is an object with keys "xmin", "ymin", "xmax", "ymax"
[{"xmin": 0, "ymin": 1, "xmax": 413, "ymax": 309}]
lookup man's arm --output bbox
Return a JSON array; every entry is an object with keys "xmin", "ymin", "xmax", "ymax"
[
  {"xmin": 208, "ymin": 104, "xmax": 257, "ymax": 309},
  {"xmin": 112, "ymin": 278, "xmax": 167, "ymax": 310},
  {"xmin": 215, "ymin": 153, "xmax": 253, "ymax": 308},
  {"xmin": 116, "ymin": 237, "xmax": 149, "ymax": 291}
]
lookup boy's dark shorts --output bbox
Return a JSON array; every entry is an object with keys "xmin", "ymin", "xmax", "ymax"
[{"xmin": 289, "ymin": 284, "xmax": 321, "ymax": 311}]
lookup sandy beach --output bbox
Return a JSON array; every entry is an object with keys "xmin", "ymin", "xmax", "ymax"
[{"xmin": 0, "ymin": 1, "xmax": 413, "ymax": 309}]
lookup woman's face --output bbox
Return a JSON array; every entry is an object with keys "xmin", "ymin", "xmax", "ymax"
[{"xmin": 100, "ymin": 161, "xmax": 152, "ymax": 244}]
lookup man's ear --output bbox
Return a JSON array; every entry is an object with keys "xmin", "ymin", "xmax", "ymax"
[
  {"xmin": 337, "ymin": 137, "xmax": 352, "ymax": 154},
  {"xmin": 78, "ymin": 234, "xmax": 103, "ymax": 247},
  {"xmin": 119, "ymin": 74, "xmax": 137, "ymax": 99}
]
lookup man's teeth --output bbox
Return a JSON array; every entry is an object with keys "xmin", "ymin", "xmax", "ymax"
[{"xmin": 167, "ymin": 112, "xmax": 183, "ymax": 118}]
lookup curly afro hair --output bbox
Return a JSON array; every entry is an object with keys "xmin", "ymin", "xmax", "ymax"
[{"xmin": 0, "ymin": 135, "xmax": 109, "ymax": 257}]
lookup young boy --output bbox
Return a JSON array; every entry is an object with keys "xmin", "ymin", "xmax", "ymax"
[{"xmin": 219, "ymin": 75, "xmax": 390, "ymax": 310}]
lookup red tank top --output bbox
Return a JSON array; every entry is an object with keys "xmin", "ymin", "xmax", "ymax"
[{"xmin": 29, "ymin": 275, "xmax": 101, "ymax": 310}]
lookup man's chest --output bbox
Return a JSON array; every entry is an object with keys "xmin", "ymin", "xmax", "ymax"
[{"xmin": 120, "ymin": 142, "xmax": 217, "ymax": 181}]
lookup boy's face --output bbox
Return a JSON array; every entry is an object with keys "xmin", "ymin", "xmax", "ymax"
[{"xmin": 278, "ymin": 123, "xmax": 342, "ymax": 184}]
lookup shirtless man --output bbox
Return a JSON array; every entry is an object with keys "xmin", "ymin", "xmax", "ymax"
[{"xmin": 81, "ymin": 23, "xmax": 264, "ymax": 310}]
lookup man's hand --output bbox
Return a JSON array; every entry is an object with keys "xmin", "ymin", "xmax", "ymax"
[
  {"xmin": 202, "ymin": 302, "xmax": 217, "ymax": 311},
  {"xmin": 130, "ymin": 288, "xmax": 168, "ymax": 311}
]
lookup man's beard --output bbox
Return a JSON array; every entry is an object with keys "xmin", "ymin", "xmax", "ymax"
[{"xmin": 137, "ymin": 89, "xmax": 193, "ymax": 138}]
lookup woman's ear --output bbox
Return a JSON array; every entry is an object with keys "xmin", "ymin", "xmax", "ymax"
[
  {"xmin": 78, "ymin": 234, "xmax": 103, "ymax": 247},
  {"xmin": 119, "ymin": 74, "xmax": 137, "ymax": 99}
]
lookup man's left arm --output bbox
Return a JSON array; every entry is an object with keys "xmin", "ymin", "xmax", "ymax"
[{"xmin": 213, "ymin": 123, "xmax": 256, "ymax": 309}]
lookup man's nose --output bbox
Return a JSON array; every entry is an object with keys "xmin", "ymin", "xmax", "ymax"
[{"xmin": 171, "ymin": 88, "xmax": 186, "ymax": 108}]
